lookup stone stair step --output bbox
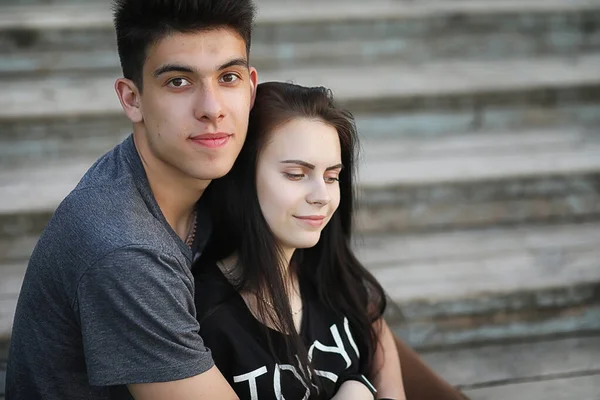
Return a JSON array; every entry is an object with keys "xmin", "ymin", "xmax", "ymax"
[
  {"xmin": 0, "ymin": 297, "xmax": 17, "ymax": 342},
  {"xmin": 0, "ymin": 331, "xmax": 598, "ymax": 399},
  {"xmin": 1, "ymin": 0, "xmax": 599, "ymax": 75},
  {"xmin": 1, "ymin": 222, "xmax": 599, "ymax": 346},
  {"xmin": 2, "ymin": 128, "xmax": 600, "ymax": 240},
  {"xmin": 356, "ymin": 221, "xmax": 600, "ymax": 266},
  {"xmin": 360, "ymin": 129, "xmax": 600, "ymax": 186},
  {"xmin": 0, "ymin": 263, "xmax": 27, "ymax": 341},
  {"xmin": 366, "ymin": 223, "xmax": 600, "ymax": 348},
  {"xmin": 2, "ymin": 55, "xmax": 600, "ymax": 165},
  {"xmin": 2, "ymin": 53, "xmax": 597, "ymax": 121},
  {"xmin": 422, "ymin": 335, "xmax": 600, "ymax": 390},
  {"xmin": 2, "ymin": 56, "xmax": 600, "ymax": 120},
  {"xmin": 465, "ymin": 374, "xmax": 600, "ymax": 400},
  {"xmin": 0, "ymin": 235, "xmax": 40, "ymax": 264},
  {"xmin": 0, "ymin": 263, "xmax": 25, "ymax": 299},
  {"xmin": 356, "ymin": 127, "xmax": 600, "ymax": 232}
]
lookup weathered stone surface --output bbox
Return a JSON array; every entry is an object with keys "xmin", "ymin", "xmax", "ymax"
[
  {"xmin": 0, "ymin": 297, "xmax": 16, "ymax": 341},
  {"xmin": 392, "ymin": 304, "xmax": 600, "ymax": 349},
  {"xmin": 1, "ymin": 56, "xmax": 599, "ymax": 169},
  {"xmin": 363, "ymin": 222, "xmax": 600, "ymax": 347},
  {"xmin": 3, "ymin": 107, "xmax": 599, "ymax": 169},
  {"xmin": 0, "ymin": 235, "xmax": 39, "ymax": 264},
  {"xmin": 2, "ymin": 56, "xmax": 599, "ymax": 119},
  {"xmin": 3, "ymin": 222, "xmax": 599, "ymax": 344},
  {"xmin": 1, "ymin": 0, "xmax": 599, "ymax": 74},
  {"xmin": 2, "ymin": 128, "xmax": 599, "ymax": 240},
  {"xmin": 463, "ymin": 373, "xmax": 600, "ymax": 400},
  {"xmin": 355, "ymin": 221, "xmax": 600, "ymax": 266},
  {"xmin": 422, "ymin": 335, "xmax": 600, "ymax": 387}
]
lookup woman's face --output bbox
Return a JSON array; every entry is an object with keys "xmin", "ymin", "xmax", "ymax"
[{"xmin": 256, "ymin": 118, "xmax": 343, "ymax": 255}]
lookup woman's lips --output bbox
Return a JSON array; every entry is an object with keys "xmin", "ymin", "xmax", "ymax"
[{"xmin": 294, "ymin": 215, "xmax": 326, "ymax": 227}]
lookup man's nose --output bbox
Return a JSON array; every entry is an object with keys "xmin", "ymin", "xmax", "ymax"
[{"xmin": 194, "ymin": 84, "xmax": 225, "ymax": 124}]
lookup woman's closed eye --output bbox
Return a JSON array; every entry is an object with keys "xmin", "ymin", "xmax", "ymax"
[
  {"xmin": 284, "ymin": 172, "xmax": 340, "ymax": 184},
  {"xmin": 284, "ymin": 172, "xmax": 304, "ymax": 181}
]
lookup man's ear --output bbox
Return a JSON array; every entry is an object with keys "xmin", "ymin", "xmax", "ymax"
[
  {"xmin": 248, "ymin": 66, "xmax": 258, "ymax": 109},
  {"xmin": 115, "ymin": 78, "xmax": 143, "ymax": 123}
]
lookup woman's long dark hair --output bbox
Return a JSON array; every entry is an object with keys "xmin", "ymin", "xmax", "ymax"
[{"xmin": 199, "ymin": 82, "xmax": 387, "ymax": 395}]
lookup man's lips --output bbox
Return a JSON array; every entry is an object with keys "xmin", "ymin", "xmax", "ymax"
[
  {"xmin": 190, "ymin": 133, "xmax": 232, "ymax": 148},
  {"xmin": 191, "ymin": 132, "xmax": 231, "ymax": 140}
]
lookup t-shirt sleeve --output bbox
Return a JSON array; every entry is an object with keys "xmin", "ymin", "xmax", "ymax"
[{"xmin": 75, "ymin": 245, "xmax": 214, "ymax": 386}]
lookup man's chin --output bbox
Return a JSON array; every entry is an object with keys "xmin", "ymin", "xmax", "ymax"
[{"xmin": 190, "ymin": 164, "xmax": 235, "ymax": 181}]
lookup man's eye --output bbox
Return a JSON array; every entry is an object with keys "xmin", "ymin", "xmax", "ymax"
[
  {"xmin": 168, "ymin": 78, "xmax": 191, "ymax": 88},
  {"xmin": 220, "ymin": 73, "xmax": 240, "ymax": 84}
]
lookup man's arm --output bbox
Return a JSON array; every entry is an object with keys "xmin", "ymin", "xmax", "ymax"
[
  {"xmin": 128, "ymin": 366, "xmax": 239, "ymax": 400},
  {"xmin": 77, "ymin": 247, "xmax": 216, "ymax": 387}
]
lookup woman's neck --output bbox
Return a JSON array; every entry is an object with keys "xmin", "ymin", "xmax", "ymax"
[{"xmin": 218, "ymin": 253, "xmax": 304, "ymax": 332}]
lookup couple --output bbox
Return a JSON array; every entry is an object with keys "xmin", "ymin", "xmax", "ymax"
[{"xmin": 5, "ymin": 0, "xmax": 466, "ymax": 399}]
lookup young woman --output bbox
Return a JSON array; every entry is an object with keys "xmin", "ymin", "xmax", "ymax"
[{"xmin": 194, "ymin": 82, "xmax": 406, "ymax": 399}]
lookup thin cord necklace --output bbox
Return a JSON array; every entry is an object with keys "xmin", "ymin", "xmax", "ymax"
[
  {"xmin": 217, "ymin": 260, "xmax": 303, "ymax": 315},
  {"xmin": 259, "ymin": 295, "xmax": 303, "ymax": 316},
  {"xmin": 185, "ymin": 209, "xmax": 197, "ymax": 247}
]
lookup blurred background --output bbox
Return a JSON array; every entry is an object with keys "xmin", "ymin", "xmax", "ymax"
[{"xmin": 1, "ymin": 0, "xmax": 600, "ymax": 398}]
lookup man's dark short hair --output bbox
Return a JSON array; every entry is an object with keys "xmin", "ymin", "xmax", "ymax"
[{"xmin": 113, "ymin": 0, "xmax": 256, "ymax": 91}]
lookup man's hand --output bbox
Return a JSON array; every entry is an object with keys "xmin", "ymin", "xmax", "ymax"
[{"xmin": 128, "ymin": 365, "xmax": 239, "ymax": 400}]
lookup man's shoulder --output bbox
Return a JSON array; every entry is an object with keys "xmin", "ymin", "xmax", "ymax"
[
  {"xmin": 36, "ymin": 137, "xmax": 178, "ymax": 268},
  {"xmin": 69, "ymin": 136, "xmax": 139, "ymax": 210}
]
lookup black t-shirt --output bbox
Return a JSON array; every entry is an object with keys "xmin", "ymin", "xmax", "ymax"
[{"xmin": 194, "ymin": 261, "xmax": 362, "ymax": 399}]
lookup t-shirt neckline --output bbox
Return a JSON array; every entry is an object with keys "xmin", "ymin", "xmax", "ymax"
[{"xmin": 208, "ymin": 260, "xmax": 310, "ymax": 338}]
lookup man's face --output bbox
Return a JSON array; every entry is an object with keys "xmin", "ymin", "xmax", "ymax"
[{"xmin": 135, "ymin": 28, "xmax": 257, "ymax": 181}]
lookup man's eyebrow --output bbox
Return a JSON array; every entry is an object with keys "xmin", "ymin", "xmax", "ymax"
[
  {"xmin": 153, "ymin": 64, "xmax": 195, "ymax": 78},
  {"xmin": 281, "ymin": 160, "xmax": 344, "ymax": 171},
  {"xmin": 152, "ymin": 58, "xmax": 248, "ymax": 78},
  {"xmin": 217, "ymin": 58, "xmax": 249, "ymax": 71}
]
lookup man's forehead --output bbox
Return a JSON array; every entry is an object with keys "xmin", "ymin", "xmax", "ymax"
[{"xmin": 145, "ymin": 30, "xmax": 247, "ymax": 73}]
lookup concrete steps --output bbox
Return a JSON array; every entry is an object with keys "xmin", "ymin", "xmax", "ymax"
[
  {"xmin": 357, "ymin": 222, "xmax": 600, "ymax": 348},
  {"xmin": 1, "ymin": 222, "xmax": 598, "ymax": 349},
  {"xmin": 0, "ymin": 331, "xmax": 598, "ymax": 399},
  {"xmin": 1, "ymin": 2, "xmax": 600, "ymax": 390},
  {"xmin": 2, "ymin": 55, "xmax": 600, "ymax": 166},
  {"xmin": 429, "ymin": 334, "xmax": 600, "ymax": 398},
  {"xmin": 356, "ymin": 127, "xmax": 600, "ymax": 233},
  {"xmin": 3, "ymin": 55, "xmax": 599, "ymax": 119},
  {"xmin": 2, "ymin": 127, "xmax": 599, "ymax": 241},
  {"xmin": 1, "ymin": 0, "xmax": 599, "ymax": 75},
  {"xmin": 0, "ymin": 263, "xmax": 21, "ymax": 343}
]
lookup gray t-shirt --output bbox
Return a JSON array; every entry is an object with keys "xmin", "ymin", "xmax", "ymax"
[{"xmin": 5, "ymin": 135, "xmax": 214, "ymax": 399}]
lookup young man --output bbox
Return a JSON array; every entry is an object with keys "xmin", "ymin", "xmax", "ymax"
[
  {"xmin": 6, "ymin": 0, "xmax": 257, "ymax": 398},
  {"xmin": 6, "ymin": 0, "xmax": 468, "ymax": 399}
]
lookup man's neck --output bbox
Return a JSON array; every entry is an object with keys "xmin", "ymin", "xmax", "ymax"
[{"xmin": 133, "ymin": 132, "xmax": 209, "ymax": 241}]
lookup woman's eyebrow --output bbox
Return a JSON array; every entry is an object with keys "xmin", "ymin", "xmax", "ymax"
[
  {"xmin": 280, "ymin": 160, "xmax": 344, "ymax": 170},
  {"xmin": 326, "ymin": 163, "xmax": 344, "ymax": 171},
  {"xmin": 281, "ymin": 160, "xmax": 314, "ymax": 170}
]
